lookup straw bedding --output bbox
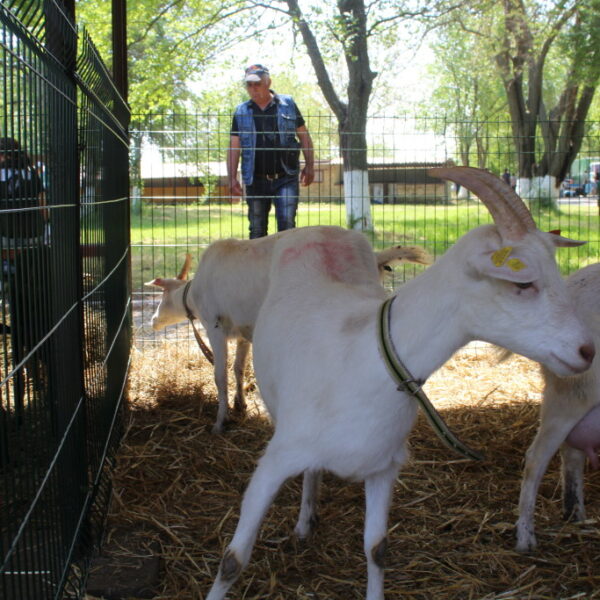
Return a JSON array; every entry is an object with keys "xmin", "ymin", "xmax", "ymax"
[{"xmin": 93, "ymin": 343, "xmax": 600, "ymax": 599}]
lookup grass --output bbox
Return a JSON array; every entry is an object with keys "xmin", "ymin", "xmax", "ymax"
[{"xmin": 130, "ymin": 198, "xmax": 600, "ymax": 290}]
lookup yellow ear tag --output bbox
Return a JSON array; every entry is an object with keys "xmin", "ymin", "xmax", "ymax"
[
  {"xmin": 491, "ymin": 246, "xmax": 513, "ymax": 267},
  {"xmin": 506, "ymin": 257, "xmax": 527, "ymax": 272}
]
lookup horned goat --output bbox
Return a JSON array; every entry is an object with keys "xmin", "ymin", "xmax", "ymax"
[
  {"xmin": 205, "ymin": 166, "xmax": 595, "ymax": 600},
  {"xmin": 147, "ymin": 231, "xmax": 431, "ymax": 433},
  {"xmin": 516, "ymin": 261, "xmax": 600, "ymax": 552}
]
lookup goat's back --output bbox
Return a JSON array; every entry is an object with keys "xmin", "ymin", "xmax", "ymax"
[
  {"xmin": 267, "ymin": 226, "xmax": 382, "ymax": 291},
  {"xmin": 194, "ymin": 232, "xmax": 287, "ymax": 332},
  {"xmin": 192, "ymin": 226, "xmax": 378, "ymax": 336}
]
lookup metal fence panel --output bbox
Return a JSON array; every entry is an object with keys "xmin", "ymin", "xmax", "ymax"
[
  {"xmin": 0, "ymin": 2, "xmax": 130, "ymax": 599},
  {"xmin": 131, "ymin": 112, "xmax": 600, "ymax": 346}
]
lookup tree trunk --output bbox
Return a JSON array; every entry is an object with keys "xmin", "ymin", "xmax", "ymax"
[
  {"xmin": 543, "ymin": 85, "xmax": 596, "ymax": 183},
  {"xmin": 516, "ymin": 175, "xmax": 559, "ymax": 208},
  {"xmin": 493, "ymin": 0, "xmax": 598, "ymax": 209},
  {"xmin": 501, "ymin": 72, "xmax": 538, "ymax": 180},
  {"xmin": 285, "ymin": 0, "xmax": 374, "ymax": 230},
  {"xmin": 339, "ymin": 118, "xmax": 372, "ymax": 229}
]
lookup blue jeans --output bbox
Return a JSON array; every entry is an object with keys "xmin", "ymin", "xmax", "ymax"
[{"xmin": 245, "ymin": 175, "xmax": 299, "ymax": 239}]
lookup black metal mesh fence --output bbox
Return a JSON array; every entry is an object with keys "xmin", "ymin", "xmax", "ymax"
[
  {"xmin": 132, "ymin": 112, "xmax": 600, "ymax": 346},
  {"xmin": 0, "ymin": 2, "xmax": 130, "ymax": 599}
]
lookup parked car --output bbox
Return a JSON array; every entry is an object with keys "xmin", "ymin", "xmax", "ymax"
[{"xmin": 560, "ymin": 178, "xmax": 585, "ymax": 198}]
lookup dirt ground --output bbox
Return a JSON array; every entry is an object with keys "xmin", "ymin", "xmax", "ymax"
[{"xmin": 86, "ymin": 341, "xmax": 600, "ymax": 600}]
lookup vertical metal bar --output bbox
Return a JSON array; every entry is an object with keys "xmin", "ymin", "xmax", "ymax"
[{"xmin": 111, "ymin": 0, "xmax": 127, "ymax": 101}]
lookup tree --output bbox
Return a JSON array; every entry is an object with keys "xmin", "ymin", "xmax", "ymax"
[
  {"xmin": 246, "ymin": 0, "xmax": 435, "ymax": 230},
  {"xmin": 446, "ymin": 0, "xmax": 600, "ymax": 206},
  {"xmin": 426, "ymin": 27, "xmax": 510, "ymax": 175},
  {"xmin": 76, "ymin": 0, "xmax": 255, "ymax": 115},
  {"xmin": 277, "ymin": 0, "xmax": 375, "ymax": 229},
  {"xmin": 76, "ymin": 0, "xmax": 267, "ymax": 196}
]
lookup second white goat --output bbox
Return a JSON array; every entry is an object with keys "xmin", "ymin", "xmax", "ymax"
[
  {"xmin": 147, "ymin": 230, "xmax": 431, "ymax": 433},
  {"xmin": 206, "ymin": 166, "xmax": 595, "ymax": 600}
]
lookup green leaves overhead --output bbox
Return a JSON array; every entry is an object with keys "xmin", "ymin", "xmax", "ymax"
[
  {"xmin": 77, "ymin": 0, "xmax": 255, "ymax": 114},
  {"xmin": 427, "ymin": 0, "xmax": 600, "ymax": 181}
]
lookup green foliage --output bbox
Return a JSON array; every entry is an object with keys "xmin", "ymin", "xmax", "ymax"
[
  {"xmin": 426, "ymin": 0, "xmax": 600, "ymax": 177},
  {"xmin": 557, "ymin": 0, "xmax": 600, "ymax": 84},
  {"xmin": 76, "ymin": 0, "xmax": 250, "ymax": 115},
  {"xmin": 422, "ymin": 23, "xmax": 512, "ymax": 171}
]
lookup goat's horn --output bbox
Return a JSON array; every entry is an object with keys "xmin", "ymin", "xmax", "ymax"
[
  {"xmin": 177, "ymin": 253, "xmax": 193, "ymax": 280},
  {"xmin": 428, "ymin": 166, "xmax": 537, "ymax": 240}
]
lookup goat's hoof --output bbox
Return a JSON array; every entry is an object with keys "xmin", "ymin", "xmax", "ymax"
[
  {"xmin": 233, "ymin": 402, "xmax": 247, "ymax": 416},
  {"xmin": 210, "ymin": 422, "xmax": 225, "ymax": 435},
  {"xmin": 515, "ymin": 536, "xmax": 537, "ymax": 553},
  {"xmin": 294, "ymin": 514, "xmax": 319, "ymax": 540},
  {"xmin": 563, "ymin": 507, "xmax": 585, "ymax": 522},
  {"xmin": 293, "ymin": 526, "xmax": 309, "ymax": 541}
]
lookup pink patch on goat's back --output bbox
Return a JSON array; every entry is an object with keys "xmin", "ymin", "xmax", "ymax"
[{"xmin": 280, "ymin": 240, "xmax": 359, "ymax": 280}]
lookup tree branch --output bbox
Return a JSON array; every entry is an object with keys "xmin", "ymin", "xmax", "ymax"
[
  {"xmin": 284, "ymin": 0, "xmax": 348, "ymax": 121},
  {"xmin": 168, "ymin": 4, "xmax": 269, "ymax": 53},
  {"xmin": 129, "ymin": 0, "xmax": 186, "ymax": 46}
]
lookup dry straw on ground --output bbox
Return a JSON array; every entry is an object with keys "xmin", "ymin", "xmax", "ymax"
[{"xmin": 95, "ymin": 342, "xmax": 600, "ymax": 599}]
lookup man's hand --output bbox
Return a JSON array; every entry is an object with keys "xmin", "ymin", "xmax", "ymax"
[
  {"xmin": 227, "ymin": 135, "xmax": 243, "ymax": 198},
  {"xmin": 229, "ymin": 178, "xmax": 243, "ymax": 197},
  {"xmin": 301, "ymin": 164, "xmax": 314, "ymax": 187},
  {"xmin": 297, "ymin": 125, "xmax": 314, "ymax": 187}
]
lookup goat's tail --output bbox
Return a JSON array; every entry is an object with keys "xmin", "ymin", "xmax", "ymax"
[{"xmin": 376, "ymin": 245, "xmax": 433, "ymax": 272}]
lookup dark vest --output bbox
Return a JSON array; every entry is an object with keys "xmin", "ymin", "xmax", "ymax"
[{"xmin": 234, "ymin": 94, "xmax": 300, "ymax": 185}]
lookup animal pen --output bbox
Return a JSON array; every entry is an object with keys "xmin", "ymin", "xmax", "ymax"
[
  {"xmin": 2, "ymin": 3, "xmax": 600, "ymax": 600},
  {"xmin": 124, "ymin": 116, "xmax": 600, "ymax": 598}
]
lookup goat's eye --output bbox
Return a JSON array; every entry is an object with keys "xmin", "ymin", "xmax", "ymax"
[{"xmin": 515, "ymin": 282, "xmax": 534, "ymax": 290}]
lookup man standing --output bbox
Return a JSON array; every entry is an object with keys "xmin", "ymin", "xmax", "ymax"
[
  {"xmin": 228, "ymin": 64, "xmax": 315, "ymax": 238},
  {"xmin": 0, "ymin": 137, "xmax": 47, "ymax": 411}
]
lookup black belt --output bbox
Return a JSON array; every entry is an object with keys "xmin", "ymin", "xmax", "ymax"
[{"xmin": 254, "ymin": 171, "xmax": 287, "ymax": 180}]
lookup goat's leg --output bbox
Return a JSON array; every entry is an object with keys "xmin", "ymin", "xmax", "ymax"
[
  {"xmin": 364, "ymin": 465, "xmax": 398, "ymax": 600},
  {"xmin": 560, "ymin": 444, "xmax": 587, "ymax": 522},
  {"xmin": 516, "ymin": 420, "xmax": 577, "ymax": 552},
  {"xmin": 232, "ymin": 339, "xmax": 250, "ymax": 415},
  {"xmin": 206, "ymin": 447, "xmax": 296, "ymax": 600},
  {"xmin": 210, "ymin": 332, "xmax": 230, "ymax": 434},
  {"xmin": 294, "ymin": 469, "xmax": 321, "ymax": 539}
]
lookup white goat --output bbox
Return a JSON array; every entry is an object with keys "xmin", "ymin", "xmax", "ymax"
[
  {"xmin": 147, "ymin": 231, "xmax": 431, "ymax": 433},
  {"xmin": 206, "ymin": 166, "xmax": 595, "ymax": 600},
  {"xmin": 516, "ymin": 261, "xmax": 600, "ymax": 552}
]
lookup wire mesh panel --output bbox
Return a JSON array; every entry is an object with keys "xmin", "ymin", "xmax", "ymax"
[
  {"xmin": 132, "ymin": 112, "xmax": 600, "ymax": 346},
  {"xmin": 74, "ymin": 28, "xmax": 131, "ymax": 597},
  {"xmin": 0, "ymin": 2, "xmax": 130, "ymax": 599}
]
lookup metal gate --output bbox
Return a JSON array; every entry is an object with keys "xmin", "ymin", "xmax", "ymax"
[{"xmin": 1, "ymin": 2, "xmax": 131, "ymax": 598}]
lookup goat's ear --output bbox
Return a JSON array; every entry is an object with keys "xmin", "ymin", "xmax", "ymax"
[
  {"xmin": 469, "ymin": 247, "xmax": 540, "ymax": 284},
  {"xmin": 177, "ymin": 253, "xmax": 193, "ymax": 280},
  {"xmin": 145, "ymin": 278, "xmax": 166, "ymax": 288},
  {"xmin": 545, "ymin": 230, "xmax": 587, "ymax": 248}
]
